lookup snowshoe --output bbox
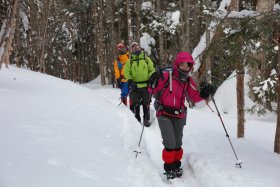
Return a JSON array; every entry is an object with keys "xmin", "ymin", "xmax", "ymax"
[
  {"xmin": 121, "ymin": 97, "xmax": 127, "ymax": 106},
  {"xmin": 175, "ymin": 167, "xmax": 183, "ymax": 177},
  {"xmin": 143, "ymin": 120, "xmax": 151, "ymax": 127},
  {"xmin": 164, "ymin": 170, "xmax": 176, "ymax": 180}
]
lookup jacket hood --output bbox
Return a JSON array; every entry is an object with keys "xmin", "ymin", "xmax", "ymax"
[
  {"xmin": 173, "ymin": 52, "xmax": 194, "ymax": 78},
  {"xmin": 174, "ymin": 52, "xmax": 194, "ymax": 67},
  {"xmin": 130, "ymin": 51, "xmax": 144, "ymax": 60},
  {"xmin": 118, "ymin": 52, "xmax": 129, "ymax": 63}
]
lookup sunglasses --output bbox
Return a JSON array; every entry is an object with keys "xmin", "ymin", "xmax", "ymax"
[{"xmin": 181, "ymin": 62, "xmax": 193, "ymax": 67}]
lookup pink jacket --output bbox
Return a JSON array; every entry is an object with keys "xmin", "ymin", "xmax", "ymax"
[{"xmin": 148, "ymin": 52, "xmax": 203, "ymax": 118}]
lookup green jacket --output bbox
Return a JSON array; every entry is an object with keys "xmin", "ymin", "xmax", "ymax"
[{"xmin": 124, "ymin": 52, "xmax": 155, "ymax": 88}]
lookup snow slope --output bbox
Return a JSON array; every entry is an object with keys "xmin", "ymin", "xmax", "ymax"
[{"xmin": 0, "ymin": 66, "xmax": 280, "ymax": 187}]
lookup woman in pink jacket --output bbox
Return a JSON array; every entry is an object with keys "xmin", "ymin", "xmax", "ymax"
[{"xmin": 149, "ymin": 51, "xmax": 205, "ymax": 180}]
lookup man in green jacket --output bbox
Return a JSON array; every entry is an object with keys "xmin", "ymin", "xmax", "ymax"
[{"xmin": 124, "ymin": 42, "xmax": 155, "ymax": 127}]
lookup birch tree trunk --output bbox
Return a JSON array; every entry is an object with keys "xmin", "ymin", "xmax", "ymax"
[
  {"xmin": 0, "ymin": 0, "xmax": 19, "ymax": 68},
  {"xmin": 275, "ymin": 27, "xmax": 280, "ymax": 154}
]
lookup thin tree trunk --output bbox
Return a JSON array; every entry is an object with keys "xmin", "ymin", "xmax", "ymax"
[
  {"xmin": 275, "ymin": 27, "xmax": 280, "ymax": 153},
  {"xmin": 236, "ymin": 18, "xmax": 245, "ymax": 139},
  {"xmin": 229, "ymin": 1, "xmax": 245, "ymax": 138},
  {"xmin": 204, "ymin": 0, "xmax": 212, "ymax": 83},
  {"xmin": 156, "ymin": 0, "xmax": 164, "ymax": 66},
  {"xmin": 135, "ymin": 0, "xmax": 141, "ymax": 41},
  {"xmin": 205, "ymin": 26, "xmax": 211, "ymax": 83},
  {"xmin": 117, "ymin": 1, "xmax": 121, "ymax": 43},
  {"xmin": 192, "ymin": 1, "xmax": 203, "ymax": 51},
  {"xmin": 237, "ymin": 66, "xmax": 245, "ymax": 138},
  {"xmin": 95, "ymin": 0, "xmax": 106, "ymax": 85},
  {"xmin": 38, "ymin": 0, "xmax": 52, "ymax": 73},
  {"xmin": 184, "ymin": 0, "xmax": 191, "ymax": 52},
  {"xmin": 109, "ymin": 0, "xmax": 116, "ymax": 86},
  {"xmin": 126, "ymin": 0, "xmax": 132, "ymax": 45},
  {"xmin": 178, "ymin": 0, "xmax": 185, "ymax": 51}
]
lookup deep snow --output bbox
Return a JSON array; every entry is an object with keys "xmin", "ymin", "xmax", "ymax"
[{"xmin": 0, "ymin": 66, "xmax": 279, "ymax": 187}]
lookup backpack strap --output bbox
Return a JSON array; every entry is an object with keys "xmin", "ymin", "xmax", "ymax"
[
  {"xmin": 130, "ymin": 51, "xmax": 149, "ymax": 66},
  {"xmin": 157, "ymin": 75, "xmax": 191, "ymax": 112},
  {"xmin": 116, "ymin": 57, "xmax": 124, "ymax": 79},
  {"xmin": 157, "ymin": 73, "xmax": 172, "ymax": 110},
  {"xmin": 117, "ymin": 60, "xmax": 122, "ymax": 70},
  {"xmin": 117, "ymin": 53, "xmax": 129, "ymax": 70}
]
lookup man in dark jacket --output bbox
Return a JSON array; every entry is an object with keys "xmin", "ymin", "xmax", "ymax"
[{"xmin": 124, "ymin": 42, "xmax": 155, "ymax": 126}]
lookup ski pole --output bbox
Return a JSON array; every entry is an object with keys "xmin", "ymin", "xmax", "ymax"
[
  {"xmin": 133, "ymin": 112, "xmax": 157, "ymax": 157},
  {"xmin": 134, "ymin": 123, "xmax": 145, "ymax": 158},
  {"xmin": 206, "ymin": 101, "xmax": 215, "ymax": 113},
  {"xmin": 211, "ymin": 95, "xmax": 243, "ymax": 168},
  {"xmin": 118, "ymin": 99, "xmax": 123, "ymax": 106}
]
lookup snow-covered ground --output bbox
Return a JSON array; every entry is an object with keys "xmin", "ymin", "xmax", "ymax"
[{"xmin": 1, "ymin": 66, "xmax": 279, "ymax": 187}]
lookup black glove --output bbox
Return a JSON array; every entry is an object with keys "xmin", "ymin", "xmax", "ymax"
[
  {"xmin": 116, "ymin": 78, "xmax": 121, "ymax": 88},
  {"xmin": 149, "ymin": 72, "xmax": 158, "ymax": 87},
  {"xmin": 199, "ymin": 82, "xmax": 215, "ymax": 99},
  {"xmin": 128, "ymin": 79, "xmax": 137, "ymax": 91},
  {"xmin": 149, "ymin": 69, "xmax": 162, "ymax": 88}
]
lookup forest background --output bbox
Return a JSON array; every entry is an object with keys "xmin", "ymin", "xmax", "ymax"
[{"xmin": 1, "ymin": 0, "xmax": 280, "ymax": 153}]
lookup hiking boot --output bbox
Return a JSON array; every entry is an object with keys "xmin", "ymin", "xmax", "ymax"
[
  {"xmin": 164, "ymin": 170, "xmax": 176, "ymax": 180},
  {"xmin": 175, "ymin": 167, "xmax": 183, "ymax": 177}
]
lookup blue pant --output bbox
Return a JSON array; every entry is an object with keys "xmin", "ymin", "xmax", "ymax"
[{"xmin": 120, "ymin": 82, "xmax": 129, "ymax": 98}]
